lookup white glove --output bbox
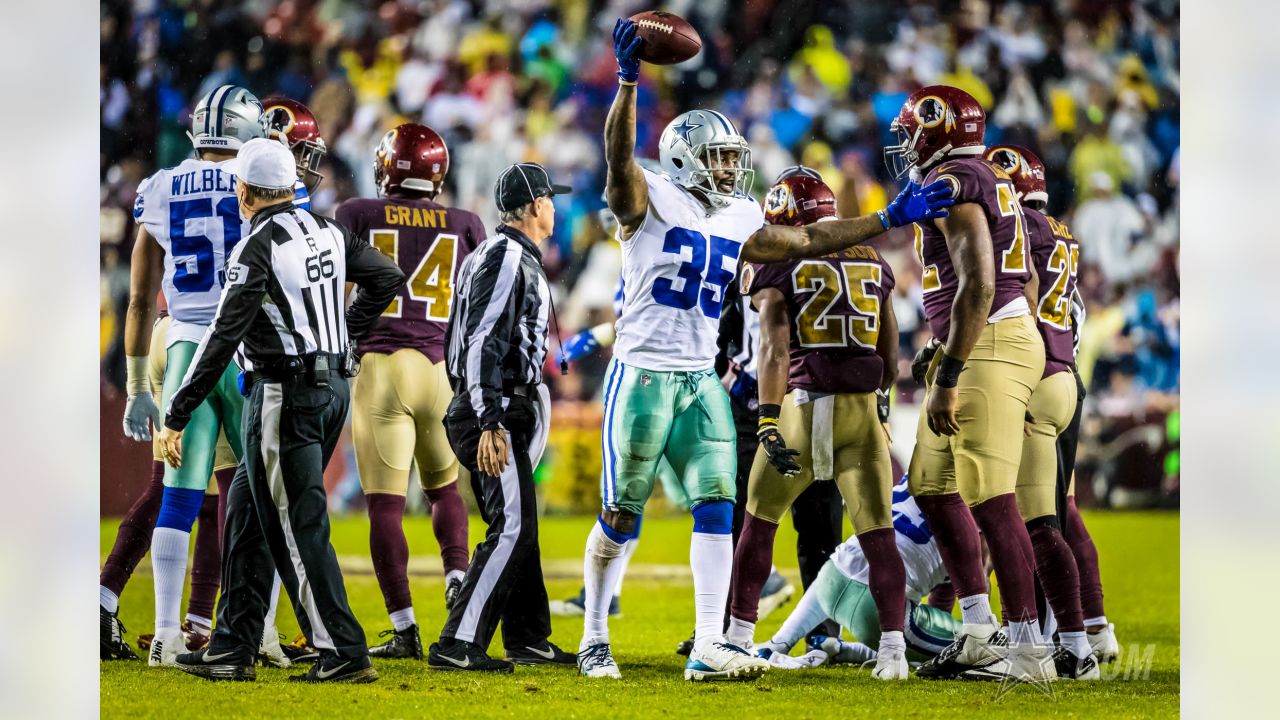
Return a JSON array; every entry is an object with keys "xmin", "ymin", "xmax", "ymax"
[{"xmin": 123, "ymin": 392, "xmax": 161, "ymax": 442}]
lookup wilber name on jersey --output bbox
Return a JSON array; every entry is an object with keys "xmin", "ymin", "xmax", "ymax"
[
  {"xmin": 1025, "ymin": 207, "xmax": 1080, "ymax": 378},
  {"xmin": 613, "ymin": 167, "xmax": 765, "ymax": 372},
  {"xmin": 336, "ymin": 196, "xmax": 486, "ymax": 362},
  {"xmin": 743, "ymin": 244, "xmax": 895, "ymax": 395},
  {"xmin": 913, "ymin": 157, "xmax": 1032, "ymax": 342}
]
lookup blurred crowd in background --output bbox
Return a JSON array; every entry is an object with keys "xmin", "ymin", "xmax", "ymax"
[{"xmin": 100, "ymin": 0, "xmax": 1180, "ymax": 511}]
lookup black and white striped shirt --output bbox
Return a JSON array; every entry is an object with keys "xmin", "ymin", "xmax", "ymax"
[
  {"xmin": 165, "ymin": 201, "xmax": 404, "ymax": 430},
  {"xmin": 446, "ymin": 224, "xmax": 551, "ymax": 428}
]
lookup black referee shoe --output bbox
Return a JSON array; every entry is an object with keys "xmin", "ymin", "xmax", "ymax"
[
  {"xmin": 369, "ymin": 625, "xmax": 424, "ymax": 660},
  {"xmin": 289, "ymin": 653, "xmax": 378, "ymax": 684},
  {"xmin": 175, "ymin": 647, "xmax": 257, "ymax": 682},
  {"xmin": 428, "ymin": 640, "xmax": 514, "ymax": 673},
  {"xmin": 505, "ymin": 641, "xmax": 576, "ymax": 666}
]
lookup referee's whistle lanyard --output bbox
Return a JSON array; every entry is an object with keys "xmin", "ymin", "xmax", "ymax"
[{"xmin": 545, "ymin": 282, "xmax": 569, "ymax": 377}]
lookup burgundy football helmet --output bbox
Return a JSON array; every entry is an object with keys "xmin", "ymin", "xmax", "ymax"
[
  {"xmin": 263, "ymin": 97, "xmax": 326, "ymax": 189},
  {"xmin": 884, "ymin": 85, "xmax": 986, "ymax": 179},
  {"xmin": 986, "ymin": 144, "xmax": 1048, "ymax": 207},
  {"xmin": 374, "ymin": 123, "xmax": 449, "ymax": 198},
  {"xmin": 763, "ymin": 173, "xmax": 837, "ymax": 227}
]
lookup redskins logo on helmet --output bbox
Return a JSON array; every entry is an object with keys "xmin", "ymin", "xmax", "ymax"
[
  {"xmin": 262, "ymin": 97, "xmax": 326, "ymax": 190},
  {"xmin": 763, "ymin": 174, "xmax": 837, "ymax": 227},
  {"xmin": 987, "ymin": 144, "xmax": 1048, "ymax": 206},
  {"xmin": 764, "ymin": 184, "xmax": 792, "ymax": 218},
  {"xmin": 885, "ymin": 85, "xmax": 986, "ymax": 180}
]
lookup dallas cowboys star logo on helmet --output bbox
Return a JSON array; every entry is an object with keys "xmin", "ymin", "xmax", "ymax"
[{"xmin": 671, "ymin": 116, "xmax": 703, "ymax": 146}]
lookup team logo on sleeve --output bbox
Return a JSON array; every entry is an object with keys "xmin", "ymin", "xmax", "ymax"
[
  {"xmin": 133, "ymin": 194, "xmax": 144, "ymax": 219},
  {"xmin": 739, "ymin": 263, "xmax": 755, "ymax": 294},
  {"xmin": 226, "ymin": 262, "xmax": 248, "ymax": 286}
]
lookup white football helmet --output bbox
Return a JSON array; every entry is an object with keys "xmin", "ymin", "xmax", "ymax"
[
  {"xmin": 659, "ymin": 109, "xmax": 753, "ymax": 208},
  {"xmin": 188, "ymin": 85, "xmax": 267, "ymax": 152}
]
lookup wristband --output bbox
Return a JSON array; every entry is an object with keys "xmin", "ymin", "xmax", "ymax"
[
  {"xmin": 126, "ymin": 355, "xmax": 150, "ymax": 397},
  {"xmin": 877, "ymin": 209, "xmax": 891, "ymax": 230},
  {"xmin": 875, "ymin": 389, "xmax": 891, "ymax": 423},
  {"xmin": 934, "ymin": 352, "xmax": 965, "ymax": 389},
  {"xmin": 758, "ymin": 403, "xmax": 781, "ymax": 435}
]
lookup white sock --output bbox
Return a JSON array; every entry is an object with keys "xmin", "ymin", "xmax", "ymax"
[
  {"xmin": 390, "ymin": 607, "xmax": 416, "ymax": 631},
  {"xmin": 581, "ymin": 522, "xmax": 627, "ymax": 649},
  {"xmin": 726, "ymin": 616, "xmax": 755, "ymax": 648},
  {"xmin": 264, "ymin": 572, "xmax": 282, "ymax": 631},
  {"xmin": 445, "ymin": 569, "xmax": 466, "ymax": 586},
  {"xmin": 150, "ymin": 528, "xmax": 190, "ymax": 635},
  {"xmin": 1061, "ymin": 630, "xmax": 1091, "ymax": 658},
  {"xmin": 843, "ymin": 641, "xmax": 879, "ymax": 664},
  {"xmin": 959, "ymin": 593, "xmax": 997, "ymax": 627},
  {"xmin": 770, "ymin": 585, "xmax": 829, "ymax": 652},
  {"xmin": 185, "ymin": 614, "xmax": 212, "ymax": 634},
  {"xmin": 613, "ymin": 538, "xmax": 638, "ymax": 597},
  {"xmin": 1085, "ymin": 615, "xmax": 1108, "ymax": 628},
  {"xmin": 690, "ymin": 531, "xmax": 733, "ymax": 647},
  {"xmin": 878, "ymin": 630, "xmax": 905, "ymax": 653},
  {"xmin": 100, "ymin": 586, "xmax": 119, "ymax": 614},
  {"xmin": 1008, "ymin": 619, "xmax": 1039, "ymax": 645}
]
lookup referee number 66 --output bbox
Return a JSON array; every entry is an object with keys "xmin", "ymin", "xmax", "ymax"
[{"xmin": 306, "ymin": 249, "xmax": 336, "ymax": 282}]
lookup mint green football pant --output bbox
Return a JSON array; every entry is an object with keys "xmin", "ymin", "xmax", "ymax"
[
  {"xmin": 599, "ymin": 358, "xmax": 737, "ymax": 515},
  {"xmin": 812, "ymin": 561, "xmax": 961, "ymax": 661},
  {"xmin": 159, "ymin": 341, "xmax": 244, "ymax": 490}
]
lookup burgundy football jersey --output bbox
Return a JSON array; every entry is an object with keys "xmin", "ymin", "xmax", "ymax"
[
  {"xmin": 744, "ymin": 244, "xmax": 896, "ymax": 395},
  {"xmin": 335, "ymin": 197, "xmax": 486, "ymax": 362},
  {"xmin": 1025, "ymin": 207, "xmax": 1079, "ymax": 378},
  {"xmin": 914, "ymin": 157, "xmax": 1032, "ymax": 342}
]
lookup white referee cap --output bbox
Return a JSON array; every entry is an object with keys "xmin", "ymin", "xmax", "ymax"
[{"xmin": 224, "ymin": 138, "xmax": 296, "ymax": 191}]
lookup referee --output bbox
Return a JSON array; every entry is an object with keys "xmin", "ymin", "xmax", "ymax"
[
  {"xmin": 427, "ymin": 163, "xmax": 576, "ymax": 672},
  {"xmin": 157, "ymin": 138, "xmax": 404, "ymax": 683}
]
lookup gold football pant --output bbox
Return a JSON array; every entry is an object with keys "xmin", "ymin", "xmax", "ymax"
[
  {"xmin": 746, "ymin": 391, "xmax": 893, "ymax": 534},
  {"xmin": 352, "ymin": 349, "xmax": 458, "ymax": 495},
  {"xmin": 1015, "ymin": 370, "xmax": 1078, "ymax": 521},
  {"xmin": 908, "ymin": 315, "xmax": 1046, "ymax": 506},
  {"xmin": 148, "ymin": 315, "xmax": 236, "ymax": 485}
]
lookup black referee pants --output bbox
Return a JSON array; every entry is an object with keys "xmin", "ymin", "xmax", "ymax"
[
  {"xmin": 210, "ymin": 376, "xmax": 368, "ymax": 661},
  {"xmin": 440, "ymin": 393, "xmax": 551, "ymax": 652}
]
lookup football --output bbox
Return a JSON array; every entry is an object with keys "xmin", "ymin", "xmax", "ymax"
[{"xmin": 629, "ymin": 10, "xmax": 701, "ymax": 65}]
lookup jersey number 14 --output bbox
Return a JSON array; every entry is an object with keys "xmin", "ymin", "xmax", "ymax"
[
  {"xmin": 370, "ymin": 230, "xmax": 458, "ymax": 321},
  {"xmin": 651, "ymin": 227, "xmax": 739, "ymax": 319}
]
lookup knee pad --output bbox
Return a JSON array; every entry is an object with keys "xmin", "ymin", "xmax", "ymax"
[
  {"xmin": 691, "ymin": 500, "xmax": 733, "ymax": 535},
  {"xmin": 156, "ymin": 486, "xmax": 206, "ymax": 531}
]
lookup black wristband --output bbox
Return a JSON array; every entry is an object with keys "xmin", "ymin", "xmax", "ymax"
[
  {"xmin": 934, "ymin": 353, "xmax": 965, "ymax": 389},
  {"xmin": 758, "ymin": 403, "xmax": 781, "ymax": 422}
]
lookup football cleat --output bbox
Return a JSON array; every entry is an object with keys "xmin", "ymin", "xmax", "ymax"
[
  {"xmin": 175, "ymin": 647, "xmax": 256, "ymax": 682},
  {"xmin": 757, "ymin": 570, "xmax": 795, "ymax": 620},
  {"xmin": 505, "ymin": 641, "xmax": 576, "ymax": 666},
  {"xmin": 872, "ymin": 645, "xmax": 909, "ymax": 680},
  {"xmin": 282, "ymin": 634, "xmax": 320, "ymax": 664},
  {"xmin": 148, "ymin": 629, "xmax": 183, "ymax": 667},
  {"xmin": 916, "ymin": 623, "xmax": 1008, "ymax": 680},
  {"xmin": 444, "ymin": 577, "xmax": 464, "ymax": 611},
  {"xmin": 767, "ymin": 649, "xmax": 828, "ymax": 670},
  {"xmin": 675, "ymin": 631, "xmax": 695, "ymax": 657},
  {"xmin": 289, "ymin": 653, "xmax": 378, "ymax": 684},
  {"xmin": 548, "ymin": 587, "xmax": 621, "ymax": 617},
  {"xmin": 182, "ymin": 621, "xmax": 211, "ymax": 652},
  {"xmin": 427, "ymin": 641, "xmax": 514, "ymax": 673},
  {"xmin": 259, "ymin": 628, "xmax": 292, "ymax": 668},
  {"xmin": 809, "ymin": 635, "xmax": 862, "ymax": 665},
  {"xmin": 578, "ymin": 642, "xmax": 622, "ymax": 678},
  {"xmin": 684, "ymin": 640, "xmax": 769, "ymax": 682},
  {"xmin": 754, "ymin": 640, "xmax": 789, "ymax": 661},
  {"xmin": 1088, "ymin": 623, "xmax": 1120, "ymax": 664},
  {"xmin": 368, "ymin": 625, "xmax": 424, "ymax": 660},
  {"xmin": 100, "ymin": 607, "xmax": 138, "ymax": 660},
  {"xmin": 1052, "ymin": 645, "xmax": 1100, "ymax": 680}
]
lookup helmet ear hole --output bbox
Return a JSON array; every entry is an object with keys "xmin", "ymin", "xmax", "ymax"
[{"xmin": 671, "ymin": 157, "xmax": 683, "ymax": 169}]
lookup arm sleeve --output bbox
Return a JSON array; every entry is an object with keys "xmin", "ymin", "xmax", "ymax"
[
  {"xmin": 342, "ymin": 223, "xmax": 405, "ymax": 340},
  {"xmin": 163, "ymin": 231, "xmax": 272, "ymax": 430},
  {"xmin": 460, "ymin": 239, "xmax": 523, "ymax": 426}
]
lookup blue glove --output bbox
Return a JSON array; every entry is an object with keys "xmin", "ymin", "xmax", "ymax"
[
  {"xmin": 613, "ymin": 18, "xmax": 643, "ymax": 83},
  {"xmin": 562, "ymin": 328, "xmax": 602, "ymax": 363},
  {"xmin": 883, "ymin": 179, "xmax": 955, "ymax": 228}
]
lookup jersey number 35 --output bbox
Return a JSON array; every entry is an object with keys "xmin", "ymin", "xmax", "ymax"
[{"xmin": 651, "ymin": 227, "xmax": 740, "ymax": 319}]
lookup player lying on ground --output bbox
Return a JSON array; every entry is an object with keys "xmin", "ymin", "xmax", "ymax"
[
  {"xmin": 576, "ymin": 18, "xmax": 953, "ymax": 683},
  {"xmin": 754, "ymin": 475, "xmax": 958, "ymax": 669},
  {"xmin": 335, "ymin": 123, "xmax": 480, "ymax": 661},
  {"xmin": 727, "ymin": 169, "xmax": 909, "ymax": 679}
]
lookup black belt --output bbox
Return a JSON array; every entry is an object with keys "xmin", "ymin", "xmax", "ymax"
[{"xmin": 243, "ymin": 352, "xmax": 346, "ymax": 389}]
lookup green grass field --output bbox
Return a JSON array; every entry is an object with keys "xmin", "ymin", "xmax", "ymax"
[{"xmin": 100, "ymin": 510, "xmax": 1179, "ymax": 718}]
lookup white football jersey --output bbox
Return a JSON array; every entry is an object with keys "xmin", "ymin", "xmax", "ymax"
[
  {"xmin": 135, "ymin": 158, "xmax": 310, "ymax": 346},
  {"xmin": 830, "ymin": 476, "xmax": 948, "ymax": 603},
  {"xmin": 613, "ymin": 168, "xmax": 764, "ymax": 371}
]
